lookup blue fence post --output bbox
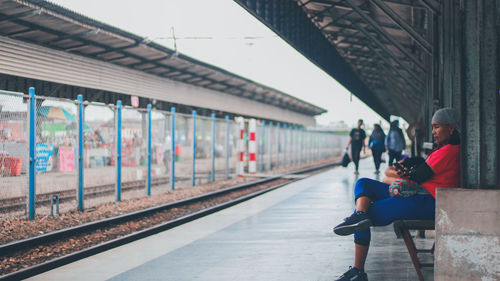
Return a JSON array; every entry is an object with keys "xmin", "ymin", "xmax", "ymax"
[
  {"xmin": 147, "ymin": 104, "xmax": 152, "ymax": 196},
  {"xmin": 77, "ymin": 95, "xmax": 84, "ymax": 211},
  {"xmin": 288, "ymin": 125, "xmax": 292, "ymax": 167},
  {"xmin": 313, "ymin": 131, "xmax": 316, "ymax": 162},
  {"xmin": 298, "ymin": 127, "xmax": 304, "ymax": 165},
  {"xmin": 283, "ymin": 124, "xmax": 288, "ymax": 168},
  {"xmin": 211, "ymin": 113, "xmax": 216, "ymax": 182},
  {"xmin": 289, "ymin": 125, "xmax": 292, "ymax": 166},
  {"xmin": 289, "ymin": 124, "xmax": 293, "ymax": 166},
  {"xmin": 28, "ymin": 87, "xmax": 36, "ymax": 220},
  {"xmin": 192, "ymin": 110, "xmax": 197, "ymax": 186},
  {"xmin": 116, "ymin": 100, "xmax": 122, "ymax": 202},
  {"xmin": 225, "ymin": 115, "xmax": 230, "ymax": 179},
  {"xmin": 261, "ymin": 120, "xmax": 266, "ymax": 172},
  {"xmin": 309, "ymin": 130, "xmax": 314, "ymax": 163},
  {"xmin": 171, "ymin": 107, "xmax": 175, "ymax": 190},
  {"xmin": 315, "ymin": 132, "xmax": 319, "ymax": 162},
  {"xmin": 288, "ymin": 124, "xmax": 291, "ymax": 167},
  {"xmin": 305, "ymin": 128, "xmax": 308, "ymax": 163},
  {"xmin": 317, "ymin": 131, "xmax": 319, "ymax": 161},
  {"xmin": 293, "ymin": 125, "xmax": 297, "ymax": 166},
  {"xmin": 318, "ymin": 133, "xmax": 321, "ymax": 161},
  {"xmin": 277, "ymin": 122, "xmax": 281, "ymax": 169},
  {"xmin": 268, "ymin": 121, "xmax": 273, "ymax": 170}
]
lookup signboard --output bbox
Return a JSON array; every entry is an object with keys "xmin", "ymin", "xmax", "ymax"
[
  {"xmin": 58, "ymin": 146, "xmax": 75, "ymax": 172},
  {"xmin": 131, "ymin": 95, "xmax": 139, "ymax": 107},
  {"xmin": 36, "ymin": 143, "xmax": 54, "ymax": 172}
]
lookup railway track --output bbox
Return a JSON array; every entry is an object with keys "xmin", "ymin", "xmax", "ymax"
[
  {"xmin": 0, "ymin": 177, "xmax": 168, "ymax": 213},
  {"xmin": 0, "ymin": 169, "xmax": 232, "ymax": 213},
  {"xmin": 0, "ymin": 161, "xmax": 340, "ymax": 280}
]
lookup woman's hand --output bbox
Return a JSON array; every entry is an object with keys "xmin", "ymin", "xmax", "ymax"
[
  {"xmin": 384, "ymin": 165, "xmax": 398, "ymax": 177},
  {"xmin": 385, "ymin": 163, "xmax": 409, "ymax": 179},
  {"xmin": 394, "ymin": 160, "xmax": 410, "ymax": 177}
]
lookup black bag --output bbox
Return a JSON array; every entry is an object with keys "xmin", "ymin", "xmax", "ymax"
[{"xmin": 341, "ymin": 151, "xmax": 351, "ymax": 167}]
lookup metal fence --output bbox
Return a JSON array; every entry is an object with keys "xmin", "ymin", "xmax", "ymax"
[
  {"xmin": 0, "ymin": 90, "xmax": 28, "ymax": 214},
  {"xmin": 0, "ymin": 87, "xmax": 349, "ymax": 219}
]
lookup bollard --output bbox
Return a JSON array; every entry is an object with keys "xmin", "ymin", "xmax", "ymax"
[{"xmin": 50, "ymin": 194, "xmax": 59, "ymax": 216}]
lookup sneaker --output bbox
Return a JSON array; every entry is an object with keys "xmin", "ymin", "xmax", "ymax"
[
  {"xmin": 334, "ymin": 266, "xmax": 368, "ymax": 281},
  {"xmin": 333, "ymin": 211, "xmax": 372, "ymax": 236},
  {"xmin": 354, "ymin": 170, "xmax": 359, "ymax": 175},
  {"xmin": 374, "ymin": 170, "xmax": 380, "ymax": 174}
]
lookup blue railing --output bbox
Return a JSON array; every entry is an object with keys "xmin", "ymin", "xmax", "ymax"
[{"xmin": 0, "ymin": 87, "xmax": 348, "ymax": 219}]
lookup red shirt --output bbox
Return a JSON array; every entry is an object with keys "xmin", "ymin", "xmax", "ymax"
[{"xmin": 422, "ymin": 144, "xmax": 460, "ymax": 198}]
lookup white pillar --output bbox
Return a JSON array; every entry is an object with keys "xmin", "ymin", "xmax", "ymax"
[
  {"xmin": 236, "ymin": 117, "xmax": 245, "ymax": 177},
  {"xmin": 248, "ymin": 119, "xmax": 257, "ymax": 174}
]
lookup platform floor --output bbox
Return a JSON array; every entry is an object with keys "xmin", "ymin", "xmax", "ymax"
[{"xmin": 27, "ymin": 158, "xmax": 434, "ymax": 281}]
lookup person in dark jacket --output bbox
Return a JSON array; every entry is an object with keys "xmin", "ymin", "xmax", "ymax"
[
  {"xmin": 385, "ymin": 120, "xmax": 406, "ymax": 165},
  {"xmin": 368, "ymin": 124, "xmax": 386, "ymax": 174}
]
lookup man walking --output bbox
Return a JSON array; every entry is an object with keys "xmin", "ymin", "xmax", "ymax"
[{"xmin": 346, "ymin": 119, "xmax": 366, "ymax": 175}]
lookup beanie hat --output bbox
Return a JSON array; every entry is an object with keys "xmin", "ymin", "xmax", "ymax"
[{"xmin": 431, "ymin": 108, "xmax": 460, "ymax": 132}]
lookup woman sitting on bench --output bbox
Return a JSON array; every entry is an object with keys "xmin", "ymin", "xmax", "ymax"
[{"xmin": 332, "ymin": 108, "xmax": 461, "ymax": 281}]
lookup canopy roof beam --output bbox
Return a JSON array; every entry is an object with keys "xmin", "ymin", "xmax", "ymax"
[
  {"xmin": 352, "ymin": 20, "xmax": 424, "ymax": 87},
  {"xmin": 344, "ymin": 0, "xmax": 425, "ymax": 71},
  {"xmin": 0, "ymin": 8, "xmax": 42, "ymax": 24},
  {"xmin": 370, "ymin": 0, "xmax": 432, "ymax": 54},
  {"xmin": 42, "ymin": 29, "xmax": 100, "ymax": 44}
]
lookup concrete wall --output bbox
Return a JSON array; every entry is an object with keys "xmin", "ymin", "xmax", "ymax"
[
  {"xmin": 435, "ymin": 188, "xmax": 500, "ymax": 281},
  {"xmin": 0, "ymin": 36, "xmax": 316, "ymax": 126}
]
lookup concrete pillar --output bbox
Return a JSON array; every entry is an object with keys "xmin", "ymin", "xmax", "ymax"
[{"xmin": 435, "ymin": 188, "xmax": 500, "ymax": 281}]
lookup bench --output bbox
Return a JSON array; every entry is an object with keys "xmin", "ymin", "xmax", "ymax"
[{"xmin": 393, "ymin": 220, "xmax": 435, "ymax": 281}]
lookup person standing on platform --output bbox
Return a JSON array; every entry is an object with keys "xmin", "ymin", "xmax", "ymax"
[
  {"xmin": 385, "ymin": 120, "xmax": 406, "ymax": 166},
  {"xmin": 346, "ymin": 119, "xmax": 366, "ymax": 175},
  {"xmin": 368, "ymin": 124, "xmax": 386, "ymax": 174}
]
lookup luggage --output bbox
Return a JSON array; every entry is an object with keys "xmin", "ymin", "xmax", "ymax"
[{"xmin": 341, "ymin": 150, "xmax": 351, "ymax": 167}]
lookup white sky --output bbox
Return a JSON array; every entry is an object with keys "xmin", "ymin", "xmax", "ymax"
[{"xmin": 48, "ymin": 0, "xmax": 386, "ymax": 128}]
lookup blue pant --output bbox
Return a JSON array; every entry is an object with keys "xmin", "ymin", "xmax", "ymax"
[{"xmin": 353, "ymin": 178, "xmax": 435, "ymax": 246}]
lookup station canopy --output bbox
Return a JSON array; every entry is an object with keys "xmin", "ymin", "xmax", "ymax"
[
  {"xmin": 236, "ymin": 0, "xmax": 436, "ymax": 122},
  {"xmin": 0, "ymin": 0, "xmax": 326, "ymax": 117}
]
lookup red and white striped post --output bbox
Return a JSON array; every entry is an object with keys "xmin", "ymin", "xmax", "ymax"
[
  {"xmin": 248, "ymin": 119, "xmax": 257, "ymax": 174},
  {"xmin": 236, "ymin": 117, "xmax": 245, "ymax": 177}
]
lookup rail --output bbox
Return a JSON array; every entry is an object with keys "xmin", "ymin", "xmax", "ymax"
[{"xmin": 0, "ymin": 160, "xmax": 340, "ymax": 280}]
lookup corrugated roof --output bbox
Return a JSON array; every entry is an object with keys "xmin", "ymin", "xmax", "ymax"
[{"xmin": 0, "ymin": 0, "xmax": 327, "ymax": 116}]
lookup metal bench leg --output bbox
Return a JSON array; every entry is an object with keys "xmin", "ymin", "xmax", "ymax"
[{"xmin": 401, "ymin": 229, "xmax": 425, "ymax": 281}]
